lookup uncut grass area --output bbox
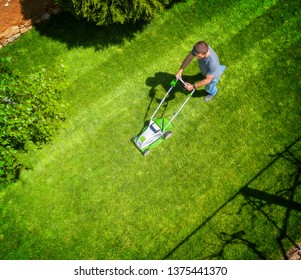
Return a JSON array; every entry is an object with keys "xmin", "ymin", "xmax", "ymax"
[{"xmin": 0, "ymin": 0, "xmax": 300, "ymax": 259}]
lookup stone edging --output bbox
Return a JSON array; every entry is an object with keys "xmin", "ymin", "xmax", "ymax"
[{"xmin": 0, "ymin": 4, "xmax": 61, "ymax": 49}]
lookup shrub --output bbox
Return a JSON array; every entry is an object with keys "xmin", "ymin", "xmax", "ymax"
[
  {"xmin": 0, "ymin": 57, "xmax": 67, "ymax": 184},
  {"xmin": 55, "ymin": 0, "xmax": 174, "ymax": 25}
]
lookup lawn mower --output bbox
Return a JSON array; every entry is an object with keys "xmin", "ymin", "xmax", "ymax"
[{"xmin": 132, "ymin": 77, "xmax": 195, "ymax": 156}]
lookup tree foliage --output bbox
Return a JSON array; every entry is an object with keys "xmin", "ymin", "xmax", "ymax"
[
  {"xmin": 0, "ymin": 58, "xmax": 67, "ymax": 185},
  {"xmin": 55, "ymin": 0, "xmax": 173, "ymax": 25}
]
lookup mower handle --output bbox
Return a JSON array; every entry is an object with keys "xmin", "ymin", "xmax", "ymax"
[
  {"xmin": 171, "ymin": 77, "xmax": 188, "ymax": 87},
  {"xmin": 177, "ymin": 76, "xmax": 186, "ymax": 86}
]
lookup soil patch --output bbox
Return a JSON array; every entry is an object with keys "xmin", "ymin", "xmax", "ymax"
[
  {"xmin": 286, "ymin": 243, "xmax": 301, "ymax": 260},
  {"xmin": 0, "ymin": 0, "xmax": 57, "ymax": 47}
]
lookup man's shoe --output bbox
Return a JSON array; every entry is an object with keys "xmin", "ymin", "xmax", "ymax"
[{"xmin": 204, "ymin": 94, "xmax": 215, "ymax": 102}]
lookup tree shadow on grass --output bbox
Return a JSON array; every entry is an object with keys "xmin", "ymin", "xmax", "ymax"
[
  {"xmin": 163, "ymin": 135, "xmax": 301, "ymax": 259},
  {"xmin": 203, "ymin": 230, "xmax": 268, "ymax": 260},
  {"xmin": 239, "ymin": 144, "xmax": 301, "ymax": 259},
  {"xmin": 33, "ymin": 11, "xmax": 147, "ymax": 51}
]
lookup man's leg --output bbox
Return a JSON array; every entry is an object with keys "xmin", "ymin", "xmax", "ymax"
[
  {"xmin": 204, "ymin": 79, "xmax": 219, "ymax": 101},
  {"xmin": 204, "ymin": 65, "xmax": 226, "ymax": 102}
]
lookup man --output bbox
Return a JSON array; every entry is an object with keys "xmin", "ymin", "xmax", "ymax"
[{"xmin": 176, "ymin": 41, "xmax": 226, "ymax": 102}]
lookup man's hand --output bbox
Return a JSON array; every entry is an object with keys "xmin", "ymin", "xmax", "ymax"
[
  {"xmin": 175, "ymin": 69, "xmax": 183, "ymax": 79},
  {"xmin": 185, "ymin": 74, "xmax": 213, "ymax": 91},
  {"xmin": 184, "ymin": 83, "xmax": 195, "ymax": 91}
]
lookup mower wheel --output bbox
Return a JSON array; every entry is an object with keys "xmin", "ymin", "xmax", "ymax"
[
  {"xmin": 142, "ymin": 149, "xmax": 150, "ymax": 156},
  {"xmin": 163, "ymin": 131, "xmax": 173, "ymax": 140}
]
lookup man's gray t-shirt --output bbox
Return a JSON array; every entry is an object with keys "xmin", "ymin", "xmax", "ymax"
[{"xmin": 191, "ymin": 46, "xmax": 221, "ymax": 79}]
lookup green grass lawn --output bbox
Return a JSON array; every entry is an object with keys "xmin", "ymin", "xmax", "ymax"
[{"xmin": 0, "ymin": 0, "xmax": 300, "ymax": 259}]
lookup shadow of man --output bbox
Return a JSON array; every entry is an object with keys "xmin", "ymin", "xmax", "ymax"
[{"xmin": 144, "ymin": 72, "xmax": 207, "ymax": 121}]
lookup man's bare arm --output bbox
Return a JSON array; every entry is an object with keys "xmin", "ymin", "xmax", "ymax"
[
  {"xmin": 185, "ymin": 74, "xmax": 214, "ymax": 91},
  {"xmin": 176, "ymin": 53, "xmax": 194, "ymax": 79}
]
